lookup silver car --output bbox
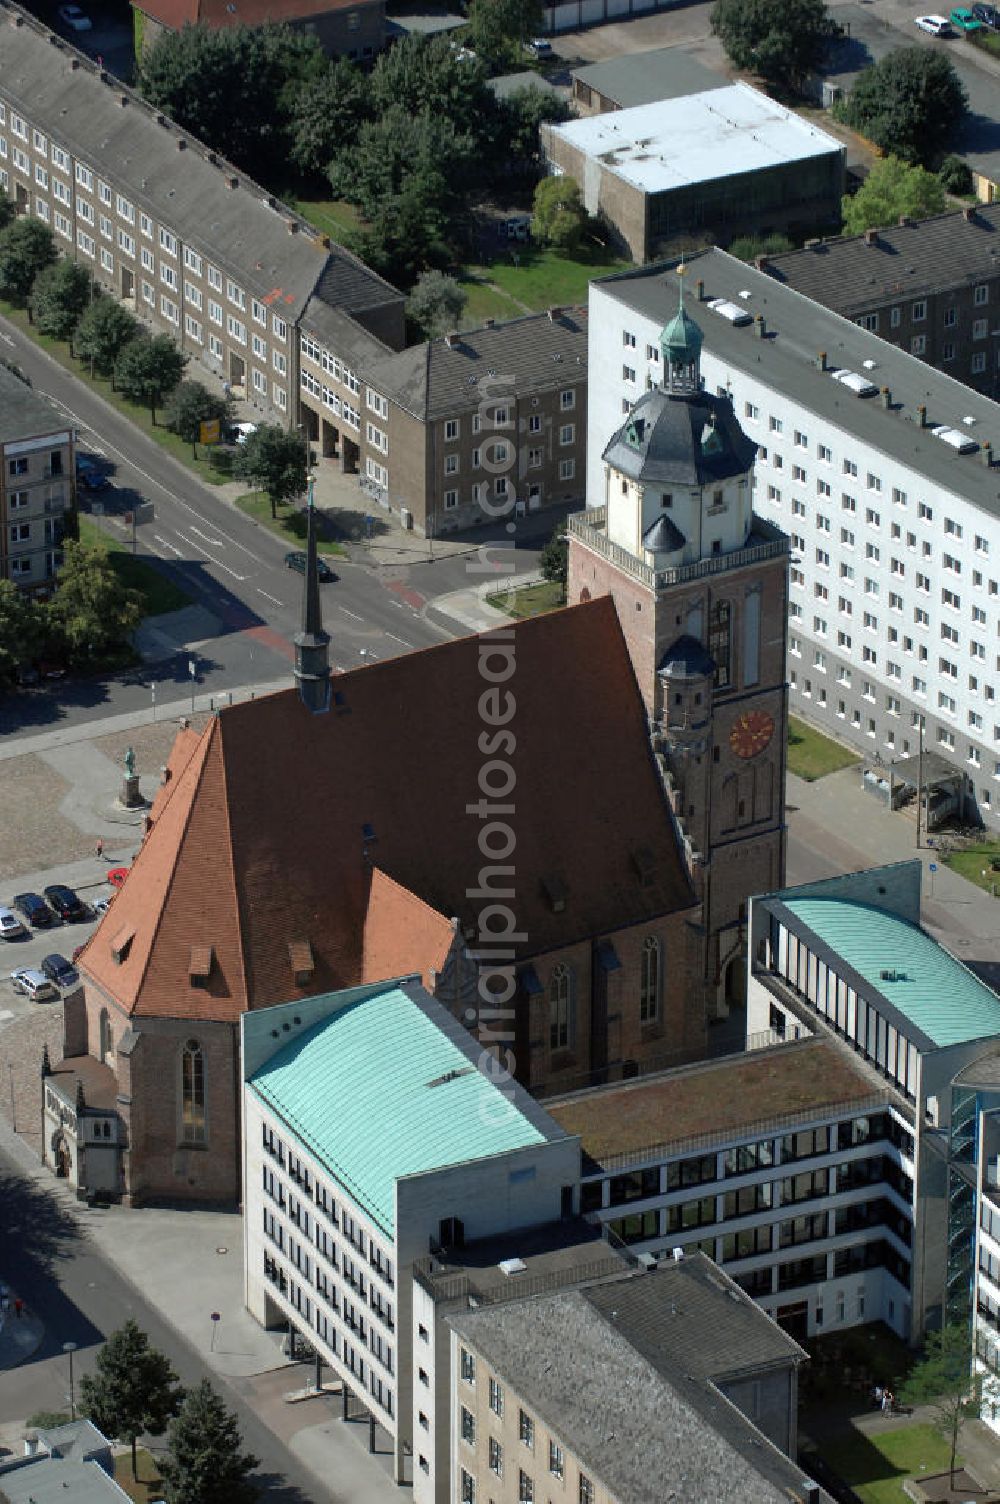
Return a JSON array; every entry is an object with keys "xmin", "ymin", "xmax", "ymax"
[
  {"xmin": 10, "ymin": 968, "xmax": 59, "ymax": 1002},
  {"xmin": 0, "ymin": 907, "xmax": 27, "ymax": 940}
]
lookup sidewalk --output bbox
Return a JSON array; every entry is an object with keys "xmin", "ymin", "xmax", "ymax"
[{"xmin": 786, "ymin": 764, "xmax": 1000, "ymax": 963}]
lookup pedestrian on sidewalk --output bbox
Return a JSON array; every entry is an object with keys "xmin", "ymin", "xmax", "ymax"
[{"xmin": 95, "ymin": 838, "xmax": 104, "ymax": 860}]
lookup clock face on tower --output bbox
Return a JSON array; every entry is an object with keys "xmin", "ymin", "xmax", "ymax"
[{"xmin": 729, "ymin": 709, "xmax": 775, "ymax": 760}]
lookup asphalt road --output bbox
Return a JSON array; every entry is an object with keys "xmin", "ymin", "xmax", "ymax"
[{"xmin": 0, "ymin": 1147, "xmax": 320, "ymax": 1501}]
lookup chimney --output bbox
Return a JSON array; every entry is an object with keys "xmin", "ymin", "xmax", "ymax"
[
  {"xmin": 226, "ymin": 176, "xmax": 238, "ymax": 191},
  {"xmin": 286, "ymin": 217, "xmax": 299, "ymax": 233},
  {"xmin": 484, "ymin": 318, "xmax": 495, "ymax": 328},
  {"xmin": 754, "ymin": 314, "xmax": 766, "ymax": 338},
  {"xmin": 70, "ymin": 57, "xmax": 79, "ymax": 69},
  {"xmin": 176, "ymin": 138, "xmax": 186, "ymax": 151},
  {"xmin": 880, "ymin": 386, "xmax": 891, "ymax": 409},
  {"xmin": 754, "ymin": 254, "xmax": 769, "ymax": 272},
  {"xmin": 313, "ymin": 233, "xmax": 330, "ymax": 249},
  {"xmin": 804, "ymin": 238, "xmax": 821, "ymax": 249},
  {"xmin": 817, "ymin": 350, "xmax": 827, "ymax": 371},
  {"xmin": 207, "ymin": 151, "xmax": 218, "ymax": 165},
  {"xmin": 547, "ymin": 305, "xmax": 563, "ymax": 321},
  {"xmin": 444, "ymin": 331, "xmax": 459, "ymax": 348},
  {"xmin": 119, "ymin": 93, "xmax": 128, "ymax": 106},
  {"xmin": 964, "ymin": 204, "xmax": 977, "ymax": 223},
  {"xmin": 864, "ymin": 227, "xmax": 878, "ymax": 246},
  {"xmin": 898, "ymin": 215, "xmax": 912, "ymax": 228},
  {"xmin": 982, "ymin": 442, "xmax": 993, "ymax": 468},
  {"xmin": 155, "ymin": 112, "xmax": 166, "ymax": 125},
  {"xmin": 917, "ymin": 404, "xmax": 927, "ymax": 428},
  {"xmin": 695, "ymin": 278, "xmax": 705, "ymax": 301}
]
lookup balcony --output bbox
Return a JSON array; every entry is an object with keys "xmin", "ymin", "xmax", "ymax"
[{"xmin": 568, "ymin": 507, "xmax": 789, "ymax": 591}]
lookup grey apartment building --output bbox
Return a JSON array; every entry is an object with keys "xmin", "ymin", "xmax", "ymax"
[
  {"xmin": 0, "ymin": 364, "xmax": 73, "ymax": 592},
  {"xmin": 0, "ymin": 3, "xmax": 587, "ymax": 535},
  {"xmin": 763, "ymin": 207, "xmax": 1000, "ymax": 399}
]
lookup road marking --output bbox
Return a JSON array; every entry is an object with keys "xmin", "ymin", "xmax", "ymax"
[
  {"xmin": 188, "ymin": 525, "xmax": 227, "ymax": 549},
  {"xmin": 256, "ymin": 588, "xmax": 284, "ymax": 607},
  {"xmin": 338, "ymin": 606, "xmax": 363, "ymax": 621},
  {"xmin": 154, "ymin": 533, "xmax": 184, "ymax": 557},
  {"xmin": 385, "ymin": 632, "xmax": 412, "ymax": 647},
  {"xmin": 0, "ymin": 333, "xmax": 14, "ymax": 348},
  {"xmin": 177, "ymin": 530, "xmax": 248, "ymax": 580}
]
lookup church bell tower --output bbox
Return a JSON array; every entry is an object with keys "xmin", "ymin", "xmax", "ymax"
[{"xmin": 567, "ymin": 278, "xmax": 790, "ymax": 1020}]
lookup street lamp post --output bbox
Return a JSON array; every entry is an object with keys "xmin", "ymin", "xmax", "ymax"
[{"xmin": 63, "ymin": 1341, "xmax": 77, "ymax": 1420}]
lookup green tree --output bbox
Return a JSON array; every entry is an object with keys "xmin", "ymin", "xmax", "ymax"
[
  {"xmin": 288, "ymin": 58, "xmax": 369, "ymax": 182},
  {"xmin": 539, "ymin": 525, "xmax": 568, "ymax": 597},
  {"xmin": 710, "ymin": 0, "xmax": 839, "ymax": 92},
  {"xmin": 31, "ymin": 260, "xmax": 94, "ymax": 342},
  {"xmin": 836, "ymin": 47, "xmax": 967, "ymax": 166},
  {"xmin": 78, "ymin": 1319, "xmax": 182, "ymax": 1477},
  {"xmin": 0, "ymin": 187, "xmax": 14, "ymax": 233},
  {"xmin": 406, "ymin": 271, "xmax": 467, "ymax": 339},
  {"xmin": 159, "ymin": 1380, "xmax": 258, "ymax": 1504},
  {"xmin": 0, "ymin": 217, "xmax": 57, "ymax": 308},
  {"xmin": 140, "ymin": 23, "xmax": 326, "ymax": 184},
  {"xmin": 370, "ymin": 32, "xmax": 497, "ymax": 135},
  {"xmin": 939, "ymin": 154, "xmax": 973, "ymax": 196},
  {"xmin": 727, "ymin": 231, "xmax": 794, "ymax": 262},
  {"xmin": 501, "ymin": 85, "xmax": 570, "ymax": 169},
  {"xmin": 75, "ymin": 296, "xmax": 139, "ymax": 380},
  {"xmin": 234, "ymin": 424, "xmax": 308, "ymax": 519},
  {"xmin": 114, "ymin": 334, "xmax": 186, "ymax": 423},
  {"xmin": 899, "ymin": 1324, "xmax": 985, "ymax": 1486},
  {"xmin": 0, "ymin": 579, "xmax": 45, "ymax": 687},
  {"xmin": 466, "ymin": 0, "xmax": 543, "ymax": 69},
  {"xmin": 531, "ymin": 175, "xmax": 588, "ymax": 251},
  {"xmin": 842, "ymin": 156, "xmax": 946, "ymax": 235},
  {"xmin": 165, "ymin": 380, "xmax": 232, "ymax": 458}
]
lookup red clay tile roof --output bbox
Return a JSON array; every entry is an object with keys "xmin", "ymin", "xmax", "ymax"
[
  {"xmin": 82, "ymin": 597, "xmax": 693, "ymax": 1023},
  {"xmin": 135, "ymin": 0, "xmax": 373, "ymax": 30}
]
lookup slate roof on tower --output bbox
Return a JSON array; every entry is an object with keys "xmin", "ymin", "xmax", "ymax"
[
  {"xmin": 78, "ymin": 598, "xmax": 695, "ymax": 1022},
  {"xmin": 603, "ymin": 388, "xmax": 758, "ymax": 487}
]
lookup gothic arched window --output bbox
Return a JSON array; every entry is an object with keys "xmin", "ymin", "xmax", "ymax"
[
  {"xmin": 549, "ymin": 964, "xmax": 573, "ymax": 1052},
  {"xmin": 181, "ymin": 1039, "xmax": 206, "ymax": 1144},
  {"xmin": 640, "ymin": 937, "xmax": 660, "ymax": 1023}
]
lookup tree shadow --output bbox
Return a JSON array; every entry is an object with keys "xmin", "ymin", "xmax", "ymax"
[{"xmin": 0, "ymin": 1166, "xmax": 82, "ymax": 1283}]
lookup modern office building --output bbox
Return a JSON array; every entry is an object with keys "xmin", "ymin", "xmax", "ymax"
[
  {"xmin": 446, "ymin": 1253, "xmax": 826, "ymax": 1504},
  {"xmin": 587, "ymin": 248, "xmax": 1000, "ymax": 830},
  {"xmin": 548, "ymin": 1034, "xmax": 913, "ymax": 1344},
  {"xmin": 748, "ymin": 860, "xmax": 1000, "ymax": 1339},
  {"xmin": 762, "ymin": 207, "xmax": 1000, "ymax": 400},
  {"xmin": 241, "ymin": 977, "xmax": 581, "ymax": 1486},
  {"xmin": 0, "ymin": 364, "xmax": 73, "ymax": 592},
  {"xmin": 541, "ymin": 84, "xmax": 844, "ymax": 262}
]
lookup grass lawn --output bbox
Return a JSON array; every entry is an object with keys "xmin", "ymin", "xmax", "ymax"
[
  {"xmin": 481, "ymin": 242, "xmax": 628, "ymax": 312},
  {"xmin": 235, "ymin": 491, "xmax": 347, "ymax": 556},
  {"xmin": 0, "ymin": 298, "xmax": 228, "ymax": 487},
  {"xmin": 943, "ymin": 838, "xmax": 1000, "ymax": 896},
  {"xmin": 486, "ymin": 579, "xmax": 565, "ymax": 618},
  {"xmin": 458, "ymin": 272, "xmax": 527, "ymax": 326},
  {"xmin": 811, "ymin": 1423, "xmax": 956, "ymax": 1504},
  {"xmin": 286, "ymin": 196, "xmax": 362, "ymax": 242},
  {"xmin": 787, "ymin": 715, "xmax": 861, "ymax": 782},
  {"xmin": 113, "ymin": 1449, "xmax": 163, "ymax": 1504},
  {"xmin": 78, "ymin": 517, "xmax": 193, "ymax": 617}
]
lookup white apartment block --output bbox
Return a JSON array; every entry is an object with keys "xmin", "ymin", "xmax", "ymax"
[
  {"xmin": 970, "ymin": 1079, "xmax": 1000, "ymax": 1429},
  {"xmin": 241, "ymin": 978, "xmax": 580, "ymax": 1490},
  {"xmin": 589, "ymin": 250, "xmax": 1000, "ymax": 829}
]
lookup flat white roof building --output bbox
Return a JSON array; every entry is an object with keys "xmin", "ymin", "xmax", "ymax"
[
  {"xmin": 587, "ymin": 250, "xmax": 1000, "ymax": 829},
  {"xmin": 541, "ymin": 85, "xmax": 845, "ymax": 260}
]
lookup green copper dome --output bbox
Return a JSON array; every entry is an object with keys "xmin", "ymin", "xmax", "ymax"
[{"xmin": 660, "ymin": 302, "xmax": 703, "ymax": 365}]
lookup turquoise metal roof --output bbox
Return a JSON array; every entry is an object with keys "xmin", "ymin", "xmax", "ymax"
[
  {"xmin": 782, "ymin": 897, "xmax": 1000, "ymax": 1048},
  {"xmin": 249, "ymin": 986, "xmax": 546, "ymax": 1236}
]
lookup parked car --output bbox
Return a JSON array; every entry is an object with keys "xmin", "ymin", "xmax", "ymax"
[
  {"xmin": 284, "ymin": 550, "xmax": 337, "ymax": 582},
  {"xmin": 13, "ymin": 892, "xmax": 54, "ymax": 928},
  {"xmin": 93, "ymin": 897, "xmax": 113, "ymax": 916},
  {"xmin": 950, "ymin": 6, "xmax": 983, "ymax": 27},
  {"xmin": 228, "ymin": 422, "xmax": 258, "ymax": 446},
  {"xmin": 75, "ymin": 454, "xmax": 111, "ymax": 492},
  {"xmin": 915, "ymin": 13, "xmax": 954, "ymax": 31},
  {"xmin": 58, "ymin": 3, "xmax": 92, "ymax": 28},
  {"xmin": 43, "ymin": 884, "xmax": 88, "ymax": 922},
  {"xmin": 0, "ymin": 908, "xmax": 27, "ymax": 940},
  {"xmin": 527, "ymin": 37, "xmax": 553, "ymax": 57},
  {"xmin": 41, "ymin": 953, "xmax": 79, "ymax": 987},
  {"xmin": 973, "ymin": 1, "xmax": 1000, "ymax": 24},
  {"xmin": 10, "ymin": 968, "xmax": 59, "ymax": 1003}
]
